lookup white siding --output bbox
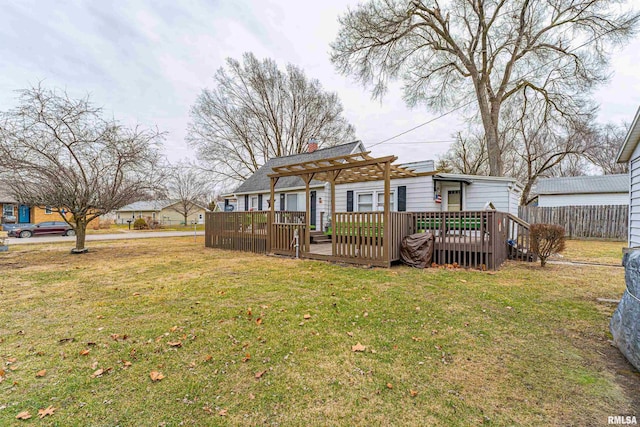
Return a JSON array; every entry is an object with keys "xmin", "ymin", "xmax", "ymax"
[
  {"xmin": 538, "ymin": 192, "xmax": 629, "ymax": 207},
  {"xmin": 238, "ymin": 187, "xmax": 328, "ymax": 230},
  {"xmin": 334, "ymin": 176, "xmax": 436, "ymax": 212},
  {"xmin": 463, "ymin": 181, "xmax": 514, "ymax": 213},
  {"xmin": 630, "ymin": 157, "xmax": 640, "ymax": 247}
]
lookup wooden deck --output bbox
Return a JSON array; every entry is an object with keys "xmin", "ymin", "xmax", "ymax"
[{"xmin": 205, "ymin": 211, "xmax": 534, "ymax": 270}]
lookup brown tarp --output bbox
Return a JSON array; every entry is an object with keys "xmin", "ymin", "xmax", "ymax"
[{"xmin": 400, "ymin": 232, "xmax": 434, "ymax": 268}]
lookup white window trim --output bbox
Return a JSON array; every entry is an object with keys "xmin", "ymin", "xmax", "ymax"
[
  {"xmin": 286, "ymin": 193, "xmax": 299, "ymax": 211},
  {"xmin": 3, "ymin": 204, "xmax": 14, "ymax": 216},
  {"xmin": 45, "ymin": 206, "xmax": 52, "ymax": 214},
  {"xmin": 355, "ymin": 190, "xmax": 396, "ymax": 212},
  {"xmin": 249, "ymin": 196, "xmax": 259, "ymax": 211}
]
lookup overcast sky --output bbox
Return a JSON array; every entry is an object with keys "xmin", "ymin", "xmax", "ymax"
[{"xmin": 1, "ymin": 0, "xmax": 639, "ymax": 166}]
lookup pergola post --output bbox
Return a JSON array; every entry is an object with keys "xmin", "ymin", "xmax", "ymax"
[
  {"xmin": 269, "ymin": 177, "xmax": 277, "ymax": 253},
  {"xmin": 383, "ymin": 160, "xmax": 391, "ymax": 266},
  {"xmin": 329, "ymin": 171, "xmax": 336, "ymax": 258},
  {"xmin": 304, "ymin": 174, "xmax": 311, "ymax": 254}
]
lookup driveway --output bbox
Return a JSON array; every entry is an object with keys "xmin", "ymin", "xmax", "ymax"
[{"xmin": 6, "ymin": 231, "xmax": 205, "ymax": 245}]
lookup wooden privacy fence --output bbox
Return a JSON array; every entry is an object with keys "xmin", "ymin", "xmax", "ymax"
[{"xmin": 518, "ymin": 205, "xmax": 628, "ymax": 240}]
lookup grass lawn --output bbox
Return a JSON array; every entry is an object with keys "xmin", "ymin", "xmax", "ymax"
[
  {"xmin": 560, "ymin": 239, "xmax": 626, "ymax": 266},
  {"xmin": 0, "ymin": 238, "xmax": 637, "ymax": 426}
]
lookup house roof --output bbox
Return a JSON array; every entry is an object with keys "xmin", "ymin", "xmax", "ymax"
[
  {"xmin": 116, "ymin": 200, "xmax": 175, "ymax": 212},
  {"xmin": 434, "ymin": 173, "xmax": 523, "ymax": 189},
  {"xmin": 233, "ymin": 141, "xmax": 364, "ymax": 194},
  {"xmin": 533, "ymin": 174, "xmax": 629, "ymax": 196},
  {"xmin": 616, "ymin": 105, "xmax": 640, "ymax": 163}
]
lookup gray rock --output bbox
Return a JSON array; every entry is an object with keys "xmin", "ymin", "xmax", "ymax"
[{"xmin": 610, "ymin": 250, "xmax": 640, "ymax": 371}]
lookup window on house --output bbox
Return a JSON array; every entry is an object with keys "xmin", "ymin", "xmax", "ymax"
[
  {"xmin": 250, "ymin": 196, "xmax": 259, "ymax": 211},
  {"xmin": 45, "ymin": 206, "xmax": 52, "ymax": 214},
  {"xmin": 376, "ymin": 192, "xmax": 395, "ymax": 211},
  {"xmin": 286, "ymin": 194, "xmax": 298, "ymax": 211},
  {"xmin": 3, "ymin": 204, "xmax": 14, "ymax": 217},
  {"xmin": 357, "ymin": 193, "xmax": 373, "ymax": 212}
]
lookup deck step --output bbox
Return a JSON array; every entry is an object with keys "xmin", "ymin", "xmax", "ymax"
[{"xmin": 311, "ymin": 233, "xmax": 331, "ymax": 244}]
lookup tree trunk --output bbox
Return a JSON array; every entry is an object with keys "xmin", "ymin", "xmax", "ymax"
[
  {"xmin": 183, "ymin": 213, "xmax": 188, "ymax": 226},
  {"xmin": 74, "ymin": 218, "xmax": 88, "ymax": 253},
  {"xmin": 475, "ymin": 87, "xmax": 503, "ymax": 176}
]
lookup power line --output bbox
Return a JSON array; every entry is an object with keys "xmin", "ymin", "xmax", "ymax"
[{"xmin": 367, "ymin": 24, "xmax": 620, "ymax": 150}]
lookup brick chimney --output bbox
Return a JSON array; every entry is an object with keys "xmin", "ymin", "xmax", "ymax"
[{"xmin": 308, "ymin": 138, "xmax": 318, "ymax": 153}]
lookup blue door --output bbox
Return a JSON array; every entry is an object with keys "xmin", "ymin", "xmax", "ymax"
[{"xmin": 18, "ymin": 205, "xmax": 30, "ymax": 223}]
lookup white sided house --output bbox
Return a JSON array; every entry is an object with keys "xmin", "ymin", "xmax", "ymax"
[
  {"xmin": 618, "ymin": 108, "xmax": 640, "ymax": 247},
  {"xmin": 530, "ymin": 175, "xmax": 629, "ymax": 207},
  {"xmin": 225, "ymin": 141, "xmax": 523, "ymax": 230}
]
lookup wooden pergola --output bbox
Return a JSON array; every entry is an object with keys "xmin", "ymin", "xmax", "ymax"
[{"xmin": 267, "ymin": 151, "xmax": 418, "ymax": 260}]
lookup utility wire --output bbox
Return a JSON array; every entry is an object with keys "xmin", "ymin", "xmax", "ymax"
[{"xmin": 367, "ymin": 25, "xmax": 619, "ymax": 150}]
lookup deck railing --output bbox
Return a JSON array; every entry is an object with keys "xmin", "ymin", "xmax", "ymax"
[
  {"xmin": 271, "ymin": 211, "xmax": 306, "ymax": 255},
  {"xmin": 205, "ymin": 211, "xmax": 269, "ymax": 253},
  {"xmin": 206, "ymin": 210, "xmax": 534, "ymax": 269},
  {"xmin": 333, "ymin": 212, "xmax": 386, "ymax": 262}
]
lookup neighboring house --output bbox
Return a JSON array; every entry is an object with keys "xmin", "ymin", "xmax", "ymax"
[
  {"xmin": 0, "ymin": 191, "xmax": 69, "ymax": 225},
  {"xmin": 0, "ymin": 192, "xmax": 18, "ymax": 224},
  {"xmin": 115, "ymin": 200, "xmax": 208, "ymax": 225},
  {"xmin": 528, "ymin": 174, "xmax": 629, "ymax": 207},
  {"xmin": 224, "ymin": 141, "xmax": 523, "ymax": 230},
  {"xmin": 618, "ymin": 108, "xmax": 640, "ymax": 247},
  {"xmin": 611, "ymin": 105, "xmax": 640, "ymax": 371}
]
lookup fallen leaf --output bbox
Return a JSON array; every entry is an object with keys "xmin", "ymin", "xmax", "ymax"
[
  {"xmin": 58, "ymin": 338, "xmax": 74, "ymax": 343},
  {"xmin": 411, "ymin": 337, "xmax": 422, "ymax": 342},
  {"xmin": 0, "ymin": 369, "xmax": 5, "ymax": 377},
  {"xmin": 242, "ymin": 353, "xmax": 251, "ymax": 363},
  {"xmin": 91, "ymin": 361, "xmax": 98, "ymax": 370},
  {"xmin": 79, "ymin": 349, "xmax": 90, "ymax": 356},
  {"xmin": 123, "ymin": 361, "xmax": 132, "ymax": 368},
  {"xmin": 96, "ymin": 315, "xmax": 104, "ymax": 319},
  {"xmin": 459, "ymin": 279, "xmax": 468, "ymax": 283},
  {"xmin": 91, "ymin": 369, "xmax": 104, "ymax": 378},
  {"xmin": 167, "ymin": 341, "xmax": 182, "ymax": 348},
  {"xmin": 203, "ymin": 406, "xmax": 213, "ymax": 414},
  {"xmin": 218, "ymin": 409, "xmax": 228, "ymax": 416},
  {"xmin": 346, "ymin": 331, "xmax": 354, "ymax": 337},
  {"xmin": 303, "ymin": 314, "xmax": 311, "ymax": 319},
  {"xmin": 255, "ymin": 370, "xmax": 266, "ymax": 379},
  {"xmin": 351, "ymin": 342, "xmax": 366, "ymax": 352},
  {"xmin": 204, "ymin": 355, "xmax": 213, "ymax": 362},
  {"xmin": 150, "ymin": 371, "xmax": 165, "ymax": 381},
  {"xmin": 36, "ymin": 369, "xmax": 47, "ymax": 377},
  {"xmin": 6, "ymin": 357, "xmax": 17, "ymax": 364},
  {"xmin": 386, "ymin": 383, "xmax": 393, "ymax": 389},
  {"xmin": 133, "ymin": 292, "xmax": 140, "ymax": 296},
  {"xmin": 247, "ymin": 307, "xmax": 252, "ymax": 316},
  {"xmin": 410, "ymin": 389, "xmax": 418, "ymax": 397},
  {"xmin": 170, "ymin": 326, "xmax": 178, "ymax": 332},
  {"xmin": 87, "ymin": 342, "xmax": 97, "ymax": 346},
  {"xmin": 255, "ymin": 317, "xmax": 263, "ymax": 325},
  {"xmin": 363, "ymin": 312, "xmax": 369, "ymax": 317},
  {"xmin": 110, "ymin": 334, "xmax": 120, "ymax": 341},
  {"xmin": 38, "ymin": 406, "xmax": 56, "ymax": 418},
  {"xmin": 248, "ymin": 392, "xmax": 255, "ymax": 399},
  {"xmin": 16, "ymin": 411, "xmax": 31, "ymax": 420}
]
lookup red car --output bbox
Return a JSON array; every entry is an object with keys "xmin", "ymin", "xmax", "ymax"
[{"xmin": 7, "ymin": 221, "xmax": 75, "ymax": 238}]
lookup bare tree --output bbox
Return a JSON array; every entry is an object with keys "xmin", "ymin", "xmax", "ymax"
[
  {"xmin": 167, "ymin": 162, "xmax": 212, "ymax": 225},
  {"xmin": 586, "ymin": 122, "xmax": 629, "ymax": 174},
  {"xmin": 331, "ymin": 0, "xmax": 639, "ymax": 176},
  {"xmin": 188, "ymin": 52, "xmax": 357, "ymax": 185},
  {"xmin": 0, "ymin": 86, "xmax": 165, "ymax": 253},
  {"xmin": 439, "ymin": 131, "xmax": 489, "ymax": 175},
  {"xmin": 439, "ymin": 89, "xmax": 595, "ymax": 204}
]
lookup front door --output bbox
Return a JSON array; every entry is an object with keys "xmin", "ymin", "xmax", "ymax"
[
  {"xmin": 447, "ymin": 190, "xmax": 461, "ymax": 212},
  {"xmin": 310, "ymin": 191, "xmax": 317, "ymax": 229},
  {"xmin": 18, "ymin": 205, "xmax": 30, "ymax": 223}
]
